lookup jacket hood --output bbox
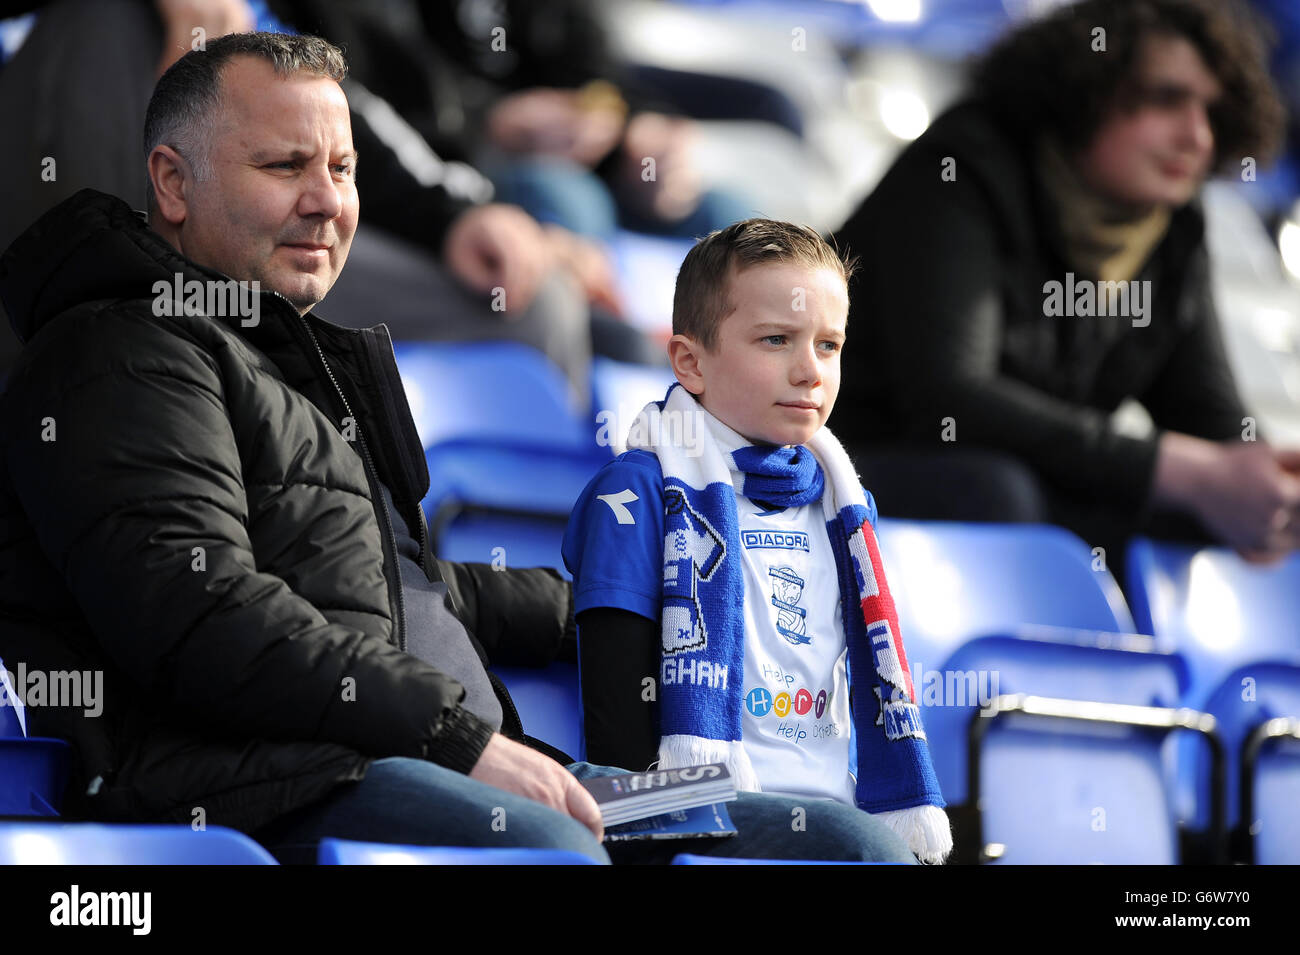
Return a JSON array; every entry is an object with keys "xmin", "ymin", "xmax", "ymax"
[{"xmin": 0, "ymin": 188, "xmax": 227, "ymax": 346}]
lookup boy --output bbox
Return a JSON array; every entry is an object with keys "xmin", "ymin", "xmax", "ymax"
[{"xmin": 563, "ymin": 219, "xmax": 952, "ymax": 863}]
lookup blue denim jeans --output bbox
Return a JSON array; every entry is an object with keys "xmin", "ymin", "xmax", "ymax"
[
  {"xmin": 571, "ymin": 762, "xmax": 918, "ymax": 865},
  {"xmin": 252, "ymin": 757, "xmax": 918, "ymax": 865}
]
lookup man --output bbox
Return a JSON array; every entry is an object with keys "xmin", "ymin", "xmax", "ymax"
[
  {"xmin": 833, "ymin": 0, "xmax": 1300, "ymax": 572},
  {"xmin": 0, "ymin": 31, "xmax": 607, "ymax": 863}
]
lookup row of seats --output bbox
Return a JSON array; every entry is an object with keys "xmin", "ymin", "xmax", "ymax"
[
  {"xmin": 3, "ymin": 343, "xmax": 1297, "ymax": 865},
  {"xmin": 0, "ymin": 823, "xmax": 901, "ymax": 865},
  {"xmin": 5, "ymin": 527, "xmax": 1294, "ymax": 865}
]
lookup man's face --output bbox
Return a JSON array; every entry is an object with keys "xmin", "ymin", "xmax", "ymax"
[
  {"xmin": 688, "ymin": 263, "xmax": 847, "ymax": 447},
  {"xmin": 174, "ymin": 56, "xmax": 358, "ymax": 313},
  {"xmin": 1077, "ymin": 34, "xmax": 1222, "ymax": 208}
]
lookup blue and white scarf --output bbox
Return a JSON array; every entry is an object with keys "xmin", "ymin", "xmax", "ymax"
[{"xmin": 627, "ymin": 383, "xmax": 951, "ymax": 862}]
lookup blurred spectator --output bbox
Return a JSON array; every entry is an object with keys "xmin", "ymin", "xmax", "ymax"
[
  {"xmin": 0, "ymin": 0, "xmax": 660, "ymax": 389},
  {"xmin": 398, "ymin": 0, "xmax": 754, "ymax": 239},
  {"xmin": 833, "ymin": 0, "xmax": 1300, "ymax": 570}
]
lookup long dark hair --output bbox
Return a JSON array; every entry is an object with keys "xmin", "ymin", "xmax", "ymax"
[{"xmin": 972, "ymin": 0, "xmax": 1285, "ymax": 172}]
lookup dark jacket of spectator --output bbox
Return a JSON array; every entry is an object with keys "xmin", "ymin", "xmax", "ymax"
[
  {"xmin": 0, "ymin": 189, "xmax": 574, "ymax": 832},
  {"xmin": 832, "ymin": 99, "xmax": 1249, "ymax": 521}
]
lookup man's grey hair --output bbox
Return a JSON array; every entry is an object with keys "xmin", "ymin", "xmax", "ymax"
[{"xmin": 142, "ymin": 32, "xmax": 348, "ymax": 209}]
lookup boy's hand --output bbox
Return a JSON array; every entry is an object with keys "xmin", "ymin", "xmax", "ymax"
[{"xmin": 469, "ymin": 733, "xmax": 605, "ymax": 840}]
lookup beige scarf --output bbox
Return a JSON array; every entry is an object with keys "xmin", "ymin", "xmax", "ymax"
[{"xmin": 1037, "ymin": 138, "xmax": 1173, "ymax": 283}]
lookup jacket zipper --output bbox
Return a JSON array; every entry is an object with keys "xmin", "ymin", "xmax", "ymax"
[
  {"xmin": 362, "ymin": 329, "xmax": 434, "ymax": 572},
  {"xmin": 353, "ymin": 330, "xmax": 524, "ymax": 733},
  {"xmin": 296, "ymin": 312, "xmax": 409, "ymax": 653}
]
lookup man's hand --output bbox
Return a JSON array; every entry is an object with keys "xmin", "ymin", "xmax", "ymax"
[
  {"xmin": 442, "ymin": 204, "xmax": 551, "ymax": 317},
  {"xmin": 1155, "ymin": 433, "xmax": 1300, "ymax": 554},
  {"xmin": 486, "ymin": 88, "xmax": 625, "ymax": 167},
  {"xmin": 469, "ymin": 733, "xmax": 604, "ymax": 840},
  {"xmin": 542, "ymin": 224, "xmax": 624, "ymax": 316}
]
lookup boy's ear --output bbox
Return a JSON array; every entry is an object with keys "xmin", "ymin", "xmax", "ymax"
[{"xmin": 667, "ymin": 334, "xmax": 706, "ymax": 396}]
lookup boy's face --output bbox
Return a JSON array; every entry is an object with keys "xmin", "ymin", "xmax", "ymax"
[{"xmin": 671, "ymin": 262, "xmax": 848, "ymax": 447}]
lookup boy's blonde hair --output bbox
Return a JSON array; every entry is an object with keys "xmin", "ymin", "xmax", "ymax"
[{"xmin": 672, "ymin": 218, "xmax": 856, "ymax": 351}]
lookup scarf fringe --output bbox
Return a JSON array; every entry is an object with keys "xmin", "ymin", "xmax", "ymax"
[
  {"xmin": 872, "ymin": 805, "xmax": 953, "ymax": 865},
  {"xmin": 658, "ymin": 734, "xmax": 763, "ymax": 793}
]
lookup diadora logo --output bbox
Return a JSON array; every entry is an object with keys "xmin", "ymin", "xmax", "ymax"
[
  {"xmin": 741, "ymin": 530, "xmax": 809, "ymax": 551},
  {"xmin": 745, "ymin": 684, "xmax": 830, "ymax": 720},
  {"xmin": 597, "ymin": 488, "xmax": 638, "ymax": 524}
]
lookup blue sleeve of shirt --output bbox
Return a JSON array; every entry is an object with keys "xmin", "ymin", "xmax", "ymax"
[
  {"xmin": 861, "ymin": 487, "xmax": 879, "ymax": 528},
  {"xmin": 562, "ymin": 450, "xmax": 665, "ymax": 621}
]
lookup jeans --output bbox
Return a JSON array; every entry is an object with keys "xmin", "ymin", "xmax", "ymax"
[
  {"xmin": 252, "ymin": 757, "xmax": 918, "ymax": 865},
  {"xmin": 569, "ymin": 763, "xmax": 918, "ymax": 865}
]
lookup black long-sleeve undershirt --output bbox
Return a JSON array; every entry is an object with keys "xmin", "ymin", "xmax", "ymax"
[{"xmin": 576, "ymin": 607, "xmax": 660, "ymax": 772}]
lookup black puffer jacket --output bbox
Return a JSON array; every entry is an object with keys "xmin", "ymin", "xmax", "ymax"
[{"xmin": 0, "ymin": 189, "xmax": 574, "ymax": 833}]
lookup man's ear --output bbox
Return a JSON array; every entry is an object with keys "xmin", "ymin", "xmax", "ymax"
[
  {"xmin": 148, "ymin": 144, "xmax": 191, "ymax": 227},
  {"xmin": 668, "ymin": 334, "xmax": 707, "ymax": 396}
]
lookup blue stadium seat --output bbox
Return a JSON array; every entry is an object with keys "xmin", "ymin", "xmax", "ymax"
[
  {"xmin": 974, "ymin": 707, "xmax": 1182, "ymax": 863},
  {"xmin": 0, "ymin": 656, "xmax": 70, "ymax": 816},
  {"xmin": 1125, "ymin": 539, "xmax": 1300, "ymax": 848},
  {"xmin": 590, "ymin": 357, "xmax": 675, "ymax": 435},
  {"xmin": 923, "ymin": 632, "xmax": 1190, "ymax": 807},
  {"xmin": 0, "ymin": 823, "xmax": 278, "ymax": 864},
  {"xmin": 432, "ymin": 509, "xmax": 572, "ymax": 576},
  {"xmin": 0, "ymin": 740, "xmax": 68, "ymax": 816},
  {"xmin": 865, "ymin": 521, "xmax": 1210, "ymax": 860},
  {"xmin": 606, "ymin": 232, "xmax": 695, "ymax": 337},
  {"xmin": 423, "ymin": 444, "xmax": 597, "ymax": 575},
  {"xmin": 393, "ymin": 341, "xmax": 611, "ymax": 573},
  {"xmin": 1124, "ymin": 539, "xmax": 1300, "ymax": 691},
  {"xmin": 927, "ymin": 633, "xmax": 1211, "ymax": 863},
  {"xmin": 317, "ymin": 839, "xmax": 600, "ymax": 865},
  {"xmin": 431, "ymin": 358, "xmax": 674, "ymax": 572},
  {"xmin": 670, "ymin": 854, "xmax": 904, "ymax": 865},
  {"xmin": 393, "ymin": 341, "xmax": 591, "ymax": 452},
  {"xmin": 874, "ymin": 520, "xmax": 1135, "ymax": 668},
  {"xmin": 1198, "ymin": 662, "xmax": 1300, "ymax": 862},
  {"xmin": 1251, "ymin": 728, "xmax": 1300, "ymax": 864},
  {"xmin": 491, "ymin": 662, "xmax": 582, "ymax": 760}
]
